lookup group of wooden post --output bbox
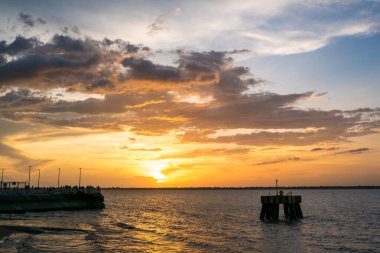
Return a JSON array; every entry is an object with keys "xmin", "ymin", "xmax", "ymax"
[{"xmin": 260, "ymin": 194, "xmax": 303, "ymax": 221}]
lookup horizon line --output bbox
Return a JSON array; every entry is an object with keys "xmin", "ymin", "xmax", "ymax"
[{"xmin": 101, "ymin": 185, "xmax": 380, "ymax": 190}]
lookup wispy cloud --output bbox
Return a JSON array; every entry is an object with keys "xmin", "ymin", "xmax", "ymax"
[
  {"xmin": 18, "ymin": 12, "xmax": 46, "ymax": 28},
  {"xmin": 120, "ymin": 146, "xmax": 162, "ymax": 152},
  {"xmin": 334, "ymin": 148, "xmax": 370, "ymax": 155},
  {"xmin": 147, "ymin": 7, "xmax": 181, "ymax": 36},
  {"xmin": 158, "ymin": 148, "xmax": 250, "ymax": 159},
  {"xmin": 254, "ymin": 157, "xmax": 301, "ymax": 166},
  {"xmin": 310, "ymin": 147, "xmax": 339, "ymax": 152}
]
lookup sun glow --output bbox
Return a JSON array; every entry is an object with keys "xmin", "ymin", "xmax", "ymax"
[{"xmin": 143, "ymin": 161, "xmax": 169, "ymax": 183}]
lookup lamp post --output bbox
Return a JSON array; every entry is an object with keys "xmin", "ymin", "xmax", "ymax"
[
  {"xmin": 28, "ymin": 165, "xmax": 32, "ymax": 188},
  {"xmin": 1, "ymin": 168, "xmax": 4, "ymax": 189},
  {"xmin": 37, "ymin": 169, "xmax": 40, "ymax": 188},
  {"xmin": 79, "ymin": 168, "xmax": 82, "ymax": 187},
  {"xmin": 58, "ymin": 168, "xmax": 61, "ymax": 188},
  {"xmin": 276, "ymin": 179, "xmax": 278, "ymax": 196}
]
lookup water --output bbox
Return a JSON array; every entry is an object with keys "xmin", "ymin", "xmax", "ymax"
[{"xmin": 0, "ymin": 189, "xmax": 379, "ymax": 252}]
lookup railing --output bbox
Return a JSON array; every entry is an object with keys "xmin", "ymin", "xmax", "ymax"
[{"xmin": 0, "ymin": 186, "xmax": 101, "ymax": 196}]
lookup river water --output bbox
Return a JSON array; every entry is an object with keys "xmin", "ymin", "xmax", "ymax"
[{"xmin": 0, "ymin": 189, "xmax": 379, "ymax": 252}]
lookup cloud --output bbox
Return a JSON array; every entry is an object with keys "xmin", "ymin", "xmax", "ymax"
[
  {"xmin": 120, "ymin": 146, "xmax": 162, "ymax": 152},
  {"xmin": 62, "ymin": 26, "xmax": 81, "ymax": 35},
  {"xmin": 161, "ymin": 163, "xmax": 201, "ymax": 176},
  {"xmin": 0, "ymin": 36, "xmax": 40, "ymax": 55},
  {"xmin": 18, "ymin": 12, "xmax": 46, "ymax": 28},
  {"xmin": 85, "ymin": 79, "xmax": 115, "ymax": 91},
  {"xmin": 122, "ymin": 57, "xmax": 180, "ymax": 81},
  {"xmin": 0, "ymin": 32, "xmax": 379, "ymax": 147},
  {"xmin": 0, "ymin": 88, "xmax": 47, "ymax": 111},
  {"xmin": 147, "ymin": 7, "xmax": 181, "ymax": 36},
  {"xmin": 0, "ymin": 142, "xmax": 33, "ymax": 167},
  {"xmin": 310, "ymin": 147, "xmax": 339, "ymax": 152},
  {"xmin": 0, "ymin": 34, "xmax": 154, "ymax": 91},
  {"xmin": 254, "ymin": 157, "xmax": 301, "ymax": 166},
  {"xmin": 0, "ymin": 119, "xmax": 52, "ymax": 168},
  {"xmin": 158, "ymin": 148, "xmax": 250, "ymax": 159},
  {"xmin": 334, "ymin": 148, "xmax": 370, "ymax": 155}
]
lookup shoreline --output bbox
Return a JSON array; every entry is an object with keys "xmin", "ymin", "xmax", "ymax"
[{"xmin": 103, "ymin": 186, "xmax": 380, "ymax": 190}]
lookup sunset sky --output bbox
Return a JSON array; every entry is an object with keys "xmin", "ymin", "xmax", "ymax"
[{"xmin": 0, "ymin": 0, "xmax": 379, "ymax": 187}]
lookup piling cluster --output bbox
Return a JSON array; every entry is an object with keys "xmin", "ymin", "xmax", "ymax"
[{"xmin": 260, "ymin": 194, "xmax": 303, "ymax": 221}]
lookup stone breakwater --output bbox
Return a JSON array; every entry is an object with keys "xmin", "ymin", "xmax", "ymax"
[{"xmin": 0, "ymin": 187, "xmax": 105, "ymax": 213}]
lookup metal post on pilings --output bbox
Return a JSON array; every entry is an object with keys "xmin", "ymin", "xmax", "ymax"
[
  {"xmin": 79, "ymin": 168, "xmax": 82, "ymax": 187},
  {"xmin": 28, "ymin": 165, "xmax": 32, "ymax": 189},
  {"xmin": 38, "ymin": 169, "xmax": 40, "ymax": 188},
  {"xmin": 58, "ymin": 168, "xmax": 61, "ymax": 188},
  {"xmin": 276, "ymin": 179, "xmax": 278, "ymax": 196},
  {"xmin": 1, "ymin": 168, "xmax": 3, "ymax": 186}
]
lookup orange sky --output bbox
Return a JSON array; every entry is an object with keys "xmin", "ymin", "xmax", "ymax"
[
  {"xmin": 1, "ymin": 118, "xmax": 379, "ymax": 187},
  {"xmin": 0, "ymin": 4, "xmax": 380, "ymax": 187}
]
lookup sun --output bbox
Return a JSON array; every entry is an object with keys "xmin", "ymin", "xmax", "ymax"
[{"xmin": 143, "ymin": 161, "xmax": 168, "ymax": 183}]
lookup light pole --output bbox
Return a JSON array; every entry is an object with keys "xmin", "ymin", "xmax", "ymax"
[
  {"xmin": 58, "ymin": 168, "xmax": 61, "ymax": 188},
  {"xmin": 28, "ymin": 165, "xmax": 32, "ymax": 188},
  {"xmin": 276, "ymin": 179, "xmax": 278, "ymax": 196},
  {"xmin": 1, "ymin": 168, "xmax": 4, "ymax": 189},
  {"xmin": 38, "ymin": 169, "xmax": 40, "ymax": 188},
  {"xmin": 79, "ymin": 168, "xmax": 82, "ymax": 187}
]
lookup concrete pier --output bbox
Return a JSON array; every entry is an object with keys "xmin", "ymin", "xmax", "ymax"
[
  {"xmin": 0, "ymin": 186, "xmax": 105, "ymax": 213},
  {"xmin": 260, "ymin": 195, "xmax": 303, "ymax": 221}
]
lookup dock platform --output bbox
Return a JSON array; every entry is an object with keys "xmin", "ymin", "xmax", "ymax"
[{"xmin": 260, "ymin": 195, "xmax": 303, "ymax": 221}]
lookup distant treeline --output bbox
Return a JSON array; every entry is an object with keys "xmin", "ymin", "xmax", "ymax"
[{"xmin": 103, "ymin": 186, "xmax": 380, "ymax": 190}]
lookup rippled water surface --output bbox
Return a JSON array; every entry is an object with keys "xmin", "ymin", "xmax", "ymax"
[{"xmin": 0, "ymin": 189, "xmax": 379, "ymax": 252}]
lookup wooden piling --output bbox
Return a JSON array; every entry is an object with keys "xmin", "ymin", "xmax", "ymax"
[
  {"xmin": 284, "ymin": 203, "xmax": 289, "ymax": 219},
  {"xmin": 295, "ymin": 203, "xmax": 303, "ymax": 218},
  {"xmin": 289, "ymin": 204, "xmax": 297, "ymax": 220},
  {"xmin": 273, "ymin": 204, "xmax": 279, "ymax": 220},
  {"xmin": 265, "ymin": 204, "xmax": 272, "ymax": 220},
  {"xmin": 260, "ymin": 204, "xmax": 267, "ymax": 220},
  {"xmin": 260, "ymin": 195, "xmax": 303, "ymax": 221}
]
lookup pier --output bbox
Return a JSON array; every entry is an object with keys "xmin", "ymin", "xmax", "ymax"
[
  {"xmin": 0, "ymin": 186, "xmax": 105, "ymax": 213},
  {"xmin": 260, "ymin": 180, "xmax": 303, "ymax": 221},
  {"xmin": 260, "ymin": 193, "xmax": 303, "ymax": 221}
]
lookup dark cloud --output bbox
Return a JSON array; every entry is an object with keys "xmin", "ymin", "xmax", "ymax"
[
  {"xmin": 0, "ymin": 36, "xmax": 40, "ymax": 55},
  {"xmin": 0, "ymin": 34, "xmax": 150, "ymax": 90},
  {"xmin": 0, "ymin": 54, "xmax": 100, "ymax": 85},
  {"xmin": 228, "ymin": 49, "xmax": 250, "ymax": 54},
  {"xmin": 177, "ymin": 51, "xmax": 229, "ymax": 73},
  {"xmin": 122, "ymin": 57, "xmax": 180, "ymax": 81},
  {"xmin": 254, "ymin": 157, "xmax": 301, "ymax": 166},
  {"xmin": 41, "ymin": 97, "xmax": 123, "ymax": 114},
  {"xmin": 18, "ymin": 12, "xmax": 46, "ymax": 27},
  {"xmin": 51, "ymin": 34, "xmax": 86, "ymax": 52},
  {"xmin": 0, "ymin": 55, "xmax": 5, "ymax": 65},
  {"xmin": 310, "ymin": 147, "xmax": 339, "ymax": 152},
  {"xmin": 62, "ymin": 26, "xmax": 81, "ymax": 35},
  {"xmin": 334, "ymin": 148, "xmax": 370, "ymax": 155},
  {"xmin": 85, "ymin": 79, "xmax": 115, "ymax": 91},
  {"xmin": 0, "ymin": 88, "xmax": 47, "ymax": 111}
]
